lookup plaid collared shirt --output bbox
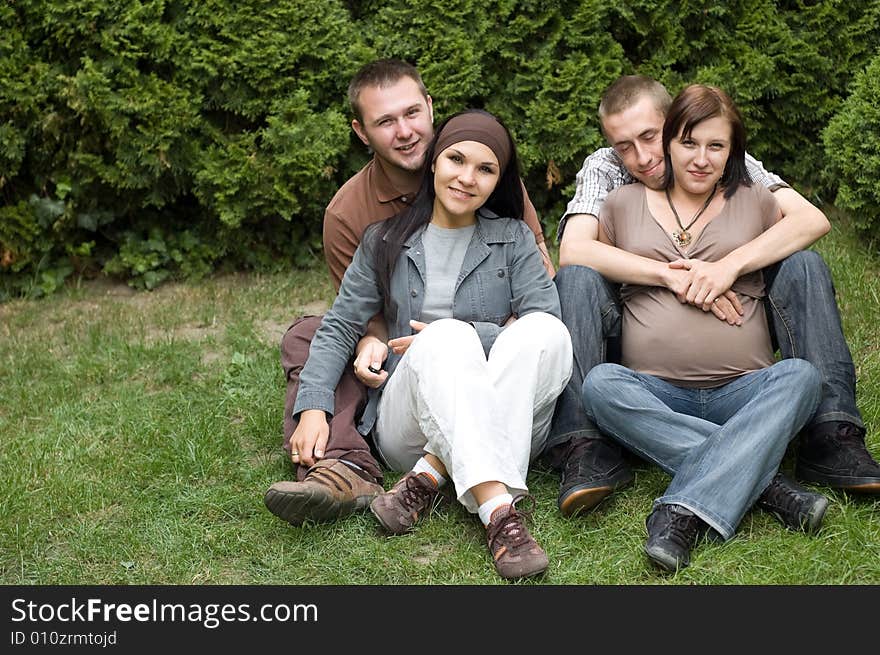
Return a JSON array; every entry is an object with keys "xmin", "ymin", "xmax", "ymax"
[{"xmin": 557, "ymin": 147, "xmax": 788, "ymax": 242}]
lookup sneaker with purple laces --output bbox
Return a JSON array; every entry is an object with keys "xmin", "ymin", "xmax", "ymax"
[{"xmin": 370, "ymin": 471, "xmax": 439, "ymax": 535}]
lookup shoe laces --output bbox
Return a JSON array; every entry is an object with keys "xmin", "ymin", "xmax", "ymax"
[
  {"xmin": 562, "ymin": 438, "xmax": 600, "ymax": 475},
  {"xmin": 833, "ymin": 423, "xmax": 873, "ymax": 464},
  {"xmin": 395, "ymin": 473, "xmax": 437, "ymax": 513},
  {"xmin": 563, "ymin": 437, "xmax": 624, "ymax": 477},
  {"xmin": 487, "ymin": 494, "xmax": 538, "ymax": 554},
  {"xmin": 810, "ymin": 422, "xmax": 874, "ymax": 469},
  {"xmin": 760, "ymin": 475, "xmax": 804, "ymax": 513},
  {"xmin": 563, "ymin": 438, "xmax": 590, "ymax": 464},
  {"xmin": 653, "ymin": 506, "xmax": 703, "ymax": 549}
]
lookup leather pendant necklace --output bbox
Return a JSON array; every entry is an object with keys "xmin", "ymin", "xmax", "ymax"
[{"xmin": 666, "ymin": 183, "xmax": 718, "ymax": 248}]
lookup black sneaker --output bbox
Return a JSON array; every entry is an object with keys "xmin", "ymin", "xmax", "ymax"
[
  {"xmin": 756, "ymin": 473, "xmax": 829, "ymax": 533},
  {"xmin": 796, "ymin": 422, "xmax": 880, "ymax": 492},
  {"xmin": 644, "ymin": 504, "xmax": 709, "ymax": 572},
  {"xmin": 557, "ymin": 437, "xmax": 634, "ymax": 517}
]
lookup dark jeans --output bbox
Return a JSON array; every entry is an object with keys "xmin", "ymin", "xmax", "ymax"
[
  {"xmin": 546, "ymin": 265, "xmax": 620, "ymax": 460},
  {"xmin": 547, "ymin": 250, "xmax": 863, "ymax": 462},
  {"xmin": 280, "ymin": 315, "xmax": 383, "ymax": 482},
  {"xmin": 763, "ymin": 250, "xmax": 862, "ymax": 429}
]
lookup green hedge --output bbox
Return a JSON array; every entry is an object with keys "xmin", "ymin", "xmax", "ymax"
[
  {"xmin": 2, "ymin": 0, "xmax": 879, "ymax": 299},
  {"xmin": 823, "ymin": 49, "xmax": 880, "ymax": 235}
]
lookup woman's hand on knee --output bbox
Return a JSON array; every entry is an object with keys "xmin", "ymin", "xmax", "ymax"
[{"xmin": 290, "ymin": 409, "xmax": 329, "ymax": 468}]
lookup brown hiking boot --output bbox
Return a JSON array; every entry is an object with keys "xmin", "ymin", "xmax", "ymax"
[
  {"xmin": 370, "ymin": 471, "xmax": 439, "ymax": 535},
  {"xmin": 264, "ymin": 459, "xmax": 383, "ymax": 526},
  {"xmin": 486, "ymin": 494, "xmax": 549, "ymax": 579}
]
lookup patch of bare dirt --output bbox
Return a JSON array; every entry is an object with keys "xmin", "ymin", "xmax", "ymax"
[
  {"xmin": 78, "ymin": 277, "xmax": 138, "ymax": 298},
  {"xmin": 200, "ymin": 350, "xmax": 224, "ymax": 366},
  {"xmin": 256, "ymin": 319, "xmax": 291, "ymax": 346},
  {"xmin": 411, "ymin": 544, "xmax": 453, "ymax": 566},
  {"xmin": 301, "ymin": 300, "xmax": 330, "ymax": 316}
]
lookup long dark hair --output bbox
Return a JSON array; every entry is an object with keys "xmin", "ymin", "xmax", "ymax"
[
  {"xmin": 661, "ymin": 84, "xmax": 751, "ymax": 199},
  {"xmin": 371, "ymin": 109, "xmax": 524, "ymax": 303}
]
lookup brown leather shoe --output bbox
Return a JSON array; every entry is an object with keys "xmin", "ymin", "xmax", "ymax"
[
  {"xmin": 486, "ymin": 494, "xmax": 549, "ymax": 580},
  {"xmin": 264, "ymin": 459, "xmax": 383, "ymax": 526},
  {"xmin": 370, "ymin": 471, "xmax": 439, "ymax": 535}
]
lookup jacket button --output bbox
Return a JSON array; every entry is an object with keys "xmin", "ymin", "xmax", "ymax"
[
  {"xmin": 411, "ymin": 290, "xmax": 417, "ymax": 297},
  {"xmin": 497, "ymin": 269, "xmax": 505, "ymax": 278}
]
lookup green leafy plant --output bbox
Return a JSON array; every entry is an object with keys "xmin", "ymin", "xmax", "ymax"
[{"xmin": 823, "ymin": 51, "xmax": 880, "ymax": 239}]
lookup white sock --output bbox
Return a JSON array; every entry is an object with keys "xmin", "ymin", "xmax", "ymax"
[
  {"xmin": 478, "ymin": 493, "xmax": 514, "ymax": 526},
  {"xmin": 413, "ymin": 457, "xmax": 446, "ymax": 487}
]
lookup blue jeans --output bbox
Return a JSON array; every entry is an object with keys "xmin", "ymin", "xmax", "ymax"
[
  {"xmin": 764, "ymin": 250, "xmax": 862, "ymax": 429},
  {"xmin": 582, "ymin": 360, "xmax": 822, "ymax": 539},
  {"xmin": 547, "ymin": 251, "xmax": 863, "ymax": 457}
]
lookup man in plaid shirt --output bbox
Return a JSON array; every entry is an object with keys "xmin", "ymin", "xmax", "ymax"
[{"xmin": 547, "ymin": 75, "xmax": 880, "ymax": 518}]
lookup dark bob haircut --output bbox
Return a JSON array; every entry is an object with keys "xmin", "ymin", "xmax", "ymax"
[{"xmin": 662, "ymin": 84, "xmax": 751, "ymax": 198}]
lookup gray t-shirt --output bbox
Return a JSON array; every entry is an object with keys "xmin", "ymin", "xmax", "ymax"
[{"xmin": 419, "ymin": 222, "xmax": 476, "ymax": 323}]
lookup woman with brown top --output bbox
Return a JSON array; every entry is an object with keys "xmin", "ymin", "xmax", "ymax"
[{"xmin": 580, "ymin": 85, "xmax": 825, "ymax": 571}]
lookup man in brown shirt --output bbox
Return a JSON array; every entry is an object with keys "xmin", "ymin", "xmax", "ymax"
[{"xmin": 265, "ymin": 59, "xmax": 554, "ymax": 528}]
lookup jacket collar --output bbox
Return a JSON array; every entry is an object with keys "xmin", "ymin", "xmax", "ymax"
[{"xmin": 397, "ymin": 209, "xmax": 517, "ymax": 249}]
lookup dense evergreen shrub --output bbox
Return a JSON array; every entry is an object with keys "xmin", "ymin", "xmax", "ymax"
[
  {"xmin": 823, "ymin": 50, "xmax": 880, "ymax": 238},
  {"xmin": 2, "ymin": 1, "xmax": 878, "ymax": 298},
  {"xmin": 360, "ymin": 0, "xmax": 626, "ymax": 224},
  {"xmin": 1, "ymin": 0, "xmax": 365, "ymax": 298}
]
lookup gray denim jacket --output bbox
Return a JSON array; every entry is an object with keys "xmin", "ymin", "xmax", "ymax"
[{"xmin": 293, "ymin": 210, "xmax": 561, "ymax": 436}]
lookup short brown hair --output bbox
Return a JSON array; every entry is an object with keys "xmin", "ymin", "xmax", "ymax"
[
  {"xmin": 661, "ymin": 84, "xmax": 750, "ymax": 198},
  {"xmin": 347, "ymin": 59, "xmax": 428, "ymax": 122},
  {"xmin": 598, "ymin": 75, "xmax": 672, "ymax": 130}
]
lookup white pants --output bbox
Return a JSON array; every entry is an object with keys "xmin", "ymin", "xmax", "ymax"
[{"xmin": 374, "ymin": 312, "xmax": 573, "ymax": 512}]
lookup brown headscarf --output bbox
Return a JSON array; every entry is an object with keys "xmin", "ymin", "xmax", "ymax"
[{"xmin": 432, "ymin": 111, "xmax": 512, "ymax": 174}]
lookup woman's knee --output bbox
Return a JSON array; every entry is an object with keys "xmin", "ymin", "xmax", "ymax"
[
  {"xmin": 582, "ymin": 363, "xmax": 628, "ymax": 405},
  {"xmin": 773, "ymin": 358, "xmax": 822, "ymax": 395},
  {"xmin": 518, "ymin": 312, "xmax": 571, "ymax": 346},
  {"xmin": 420, "ymin": 317, "xmax": 476, "ymax": 341},
  {"xmin": 502, "ymin": 312, "xmax": 573, "ymax": 368},
  {"xmin": 412, "ymin": 318, "xmax": 482, "ymax": 359}
]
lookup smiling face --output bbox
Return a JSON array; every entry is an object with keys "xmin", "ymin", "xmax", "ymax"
[
  {"xmin": 668, "ymin": 115, "xmax": 732, "ymax": 195},
  {"xmin": 351, "ymin": 76, "xmax": 434, "ymax": 175},
  {"xmin": 431, "ymin": 140, "xmax": 500, "ymax": 226},
  {"xmin": 601, "ymin": 95, "xmax": 667, "ymax": 189}
]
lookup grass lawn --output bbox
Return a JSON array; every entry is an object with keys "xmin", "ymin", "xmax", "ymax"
[{"xmin": 1, "ymin": 210, "xmax": 878, "ymax": 585}]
